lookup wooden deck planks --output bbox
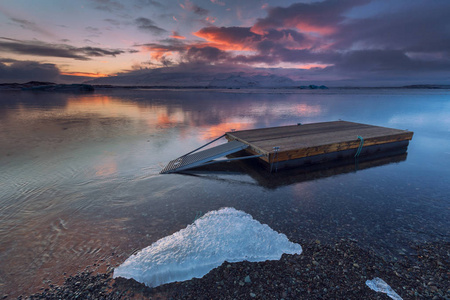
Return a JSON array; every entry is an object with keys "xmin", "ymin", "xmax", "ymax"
[
  {"xmin": 228, "ymin": 121, "xmax": 371, "ymax": 143},
  {"xmin": 226, "ymin": 121, "xmax": 413, "ymax": 163}
]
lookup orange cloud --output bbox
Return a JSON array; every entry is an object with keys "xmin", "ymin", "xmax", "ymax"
[
  {"xmin": 193, "ymin": 27, "xmax": 257, "ymax": 51},
  {"xmin": 150, "ymin": 50, "xmax": 174, "ymax": 60},
  {"xmin": 296, "ymin": 63, "xmax": 330, "ymax": 69},
  {"xmin": 293, "ymin": 22, "xmax": 336, "ymax": 35},
  {"xmin": 61, "ymin": 71, "xmax": 109, "ymax": 77},
  {"xmin": 206, "ymin": 16, "xmax": 216, "ymax": 23},
  {"xmin": 170, "ymin": 31, "xmax": 186, "ymax": 39}
]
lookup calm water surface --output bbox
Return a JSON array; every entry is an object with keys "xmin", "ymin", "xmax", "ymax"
[{"xmin": 0, "ymin": 89, "xmax": 449, "ymax": 296}]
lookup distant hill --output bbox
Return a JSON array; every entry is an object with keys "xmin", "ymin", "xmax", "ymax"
[
  {"xmin": 86, "ymin": 70, "xmax": 304, "ymax": 89},
  {"xmin": 0, "ymin": 81, "xmax": 94, "ymax": 92}
]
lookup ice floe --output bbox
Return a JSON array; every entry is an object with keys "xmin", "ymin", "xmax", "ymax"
[{"xmin": 114, "ymin": 207, "xmax": 302, "ymax": 287}]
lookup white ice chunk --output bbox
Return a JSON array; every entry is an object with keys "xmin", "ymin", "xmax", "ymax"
[
  {"xmin": 114, "ymin": 207, "xmax": 302, "ymax": 287},
  {"xmin": 366, "ymin": 277, "xmax": 403, "ymax": 300}
]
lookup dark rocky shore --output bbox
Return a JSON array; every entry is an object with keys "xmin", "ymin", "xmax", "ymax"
[{"xmin": 17, "ymin": 239, "xmax": 448, "ymax": 300}]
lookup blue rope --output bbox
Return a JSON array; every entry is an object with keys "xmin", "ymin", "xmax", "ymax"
[{"xmin": 354, "ymin": 136, "xmax": 364, "ymax": 158}]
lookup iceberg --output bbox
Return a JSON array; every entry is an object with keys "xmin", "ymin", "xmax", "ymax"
[
  {"xmin": 114, "ymin": 207, "xmax": 302, "ymax": 287},
  {"xmin": 366, "ymin": 278, "xmax": 403, "ymax": 300}
]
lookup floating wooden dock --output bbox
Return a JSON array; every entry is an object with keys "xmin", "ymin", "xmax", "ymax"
[
  {"xmin": 226, "ymin": 121, "xmax": 413, "ymax": 170},
  {"xmin": 161, "ymin": 121, "xmax": 413, "ymax": 173}
]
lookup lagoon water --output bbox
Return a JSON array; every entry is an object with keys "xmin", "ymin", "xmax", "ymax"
[{"xmin": 0, "ymin": 89, "xmax": 449, "ymax": 296}]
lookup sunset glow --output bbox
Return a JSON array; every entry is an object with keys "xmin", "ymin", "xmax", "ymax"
[
  {"xmin": 61, "ymin": 72, "xmax": 109, "ymax": 78},
  {"xmin": 0, "ymin": 0, "xmax": 449, "ymax": 85}
]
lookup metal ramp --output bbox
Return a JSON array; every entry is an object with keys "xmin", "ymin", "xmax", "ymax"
[{"xmin": 161, "ymin": 140, "xmax": 250, "ymax": 174}]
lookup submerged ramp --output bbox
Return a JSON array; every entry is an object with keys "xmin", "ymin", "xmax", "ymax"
[{"xmin": 160, "ymin": 140, "xmax": 248, "ymax": 174}]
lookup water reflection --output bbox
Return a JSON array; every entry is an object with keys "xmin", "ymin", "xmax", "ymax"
[
  {"xmin": 0, "ymin": 89, "xmax": 449, "ymax": 297},
  {"xmin": 183, "ymin": 150, "xmax": 409, "ymax": 189}
]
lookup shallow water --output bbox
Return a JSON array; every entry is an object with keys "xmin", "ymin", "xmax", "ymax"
[{"xmin": 0, "ymin": 89, "xmax": 449, "ymax": 296}]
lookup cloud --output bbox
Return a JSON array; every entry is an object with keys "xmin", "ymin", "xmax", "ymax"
[
  {"xmin": 334, "ymin": 50, "xmax": 450, "ymax": 73},
  {"xmin": 185, "ymin": 46, "xmax": 230, "ymax": 63},
  {"xmin": 252, "ymin": 0, "xmax": 369, "ymax": 34},
  {"xmin": 0, "ymin": 37, "xmax": 130, "ymax": 60},
  {"xmin": 92, "ymin": 0, "xmax": 125, "ymax": 12},
  {"xmin": 194, "ymin": 26, "xmax": 261, "ymax": 50},
  {"xmin": 104, "ymin": 18, "xmax": 121, "ymax": 26},
  {"xmin": 135, "ymin": 17, "xmax": 166, "ymax": 34},
  {"xmin": 10, "ymin": 17, "xmax": 55, "ymax": 37},
  {"xmin": 0, "ymin": 60, "xmax": 60, "ymax": 83},
  {"xmin": 85, "ymin": 26, "xmax": 102, "ymax": 37},
  {"xmin": 137, "ymin": 39, "xmax": 190, "ymax": 63},
  {"xmin": 180, "ymin": 0, "xmax": 209, "ymax": 16},
  {"xmin": 137, "ymin": 39, "xmax": 189, "ymax": 53},
  {"xmin": 135, "ymin": 0, "xmax": 163, "ymax": 8},
  {"xmin": 210, "ymin": 0, "xmax": 225, "ymax": 6},
  {"xmin": 170, "ymin": 31, "xmax": 186, "ymax": 39},
  {"xmin": 87, "ymin": 0, "xmax": 450, "ymax": 85},
  {"xmin": 330, "ymin": 2, "xmax": 450, "ymax": 56}
]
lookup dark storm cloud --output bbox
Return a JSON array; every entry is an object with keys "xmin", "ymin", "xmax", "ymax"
[
  {"xmin": 0, "ymin": 58, "xmax": 18, "ymax": 63},
  {"xmin": 186, "ymin": 46, "xmax": 229, "ymax": 62},
  {"xmin": 206, "ymin": 1, "xmax": 449, "ymax": 76},
  {"xmin": 0, "ymin": 60, "xmax": 60, "ymax": 83},
  {"xmin": 0, "ymin": 37, "xmax": 130, "ymax": 60},
  {"xmin": 127, "ymin": 0, "xmax": 450, "ymax": 85},
  {"xmin": 135, "ymin": 17, "xmax": 166, "ymax": 34},
  {"xmin": 194, "ymin": 26, "xmax": 313, "ymax": 53},
  {"xmin": 331, "ymin": 2, "xmax": 450, "ymax": 55},
  {"xmin": 230, "ymin": 47, "xmax": 339, "ymax": 66},
  {"xmin": 137, "ymin": 40, "xmax": 189, "ymax": 53},
  {"xmin": 80, "ymin": 46, "xmax": 124, "ymax": 57},
  {"xmin": 264, "ymin": 29, "xmax": 309, "ymax": 45},
  {"xmin": 334, "ymin": 50, "xmax": 450, "ymax": 73},
  {"xmin": 253, "ymin": 0, "xmax": 369, "ymax": 33}
]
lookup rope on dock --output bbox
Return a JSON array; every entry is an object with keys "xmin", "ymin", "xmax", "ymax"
[
  {"xmin": 354, "ymin": 136, "xmax": 364, "ymax": 158},
  {"xmin": 271, "ymin": 146, "xmax": 280, "ymax": 173}
]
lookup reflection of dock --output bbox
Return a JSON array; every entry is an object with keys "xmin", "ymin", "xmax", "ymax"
[
  {"xmin": 185, "ymin": 149, "xmax": 408, "ymax": 189},
  {"xmin": 161, "ymin": 121, "xmax": 413, "ymax": 174}
]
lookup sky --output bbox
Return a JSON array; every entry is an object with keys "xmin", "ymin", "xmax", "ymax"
[{"xmin": 0, "ymin": 0, "xmax": 449, "ymax": 86}]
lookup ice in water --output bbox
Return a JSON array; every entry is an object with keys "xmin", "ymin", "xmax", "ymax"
[
  {"xmin": 114, "ymin": 207, "xmax": 302, "ymax": 287},
  {"xmin": 366, "ymin": 278, "xmax": 403, "ymax": 300}
]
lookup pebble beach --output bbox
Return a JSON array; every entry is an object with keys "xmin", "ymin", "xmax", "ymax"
[{"xmin": 20, "ymin": 239, "xmax": 449, "ymax": 299}]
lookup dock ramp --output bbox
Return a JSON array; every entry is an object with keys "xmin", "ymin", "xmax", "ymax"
[{"xmin": 160, "ymin": 140, "xmax": 250, "ymax": 174}]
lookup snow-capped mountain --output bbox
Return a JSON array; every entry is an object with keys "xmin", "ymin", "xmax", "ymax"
[{"xmin": 86, "ymin": 69, "xmax": 300, "ymax": 88}]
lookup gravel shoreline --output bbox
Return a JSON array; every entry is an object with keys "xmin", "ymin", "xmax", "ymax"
[{"xmin": 18, "ymin": 239, "xmax": 449, "ymax": 299}]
